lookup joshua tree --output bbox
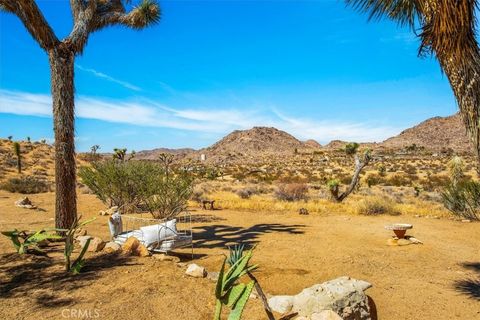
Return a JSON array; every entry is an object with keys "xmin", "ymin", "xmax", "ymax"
[
  {"xmin": 7, "ymin": 136, "xmax": 12, "ymax": 141},
  {"xmin": 89, "ymin": 144, "xmax": 100, "ymax": 162},
  {"xmin": 13, "ymin": 142, "xmax": 22, "ymax": 173},
  {"xmin": 328, "ymin": 149, "xmax": 371, "ymax": 202},
  {"xmin": 345, "ymin": 142, "xmax": 359, "ymax": 155},
  {"xmin": 26, "ymin": 136, "xmax": 31, "ymax": 143},
  {"xmin": 345, "ymin": 0, "xmax": 480, "ymax": 172},
  {"xmin": 0, "ymin": 1, "xmax": 160, "ymax": 230},
  {"xmin": 113, "ymin": 148, "xmax": 127, "ymax": 161}
]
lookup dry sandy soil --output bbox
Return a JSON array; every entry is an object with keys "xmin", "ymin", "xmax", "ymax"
[{"xmin": 0, "ymin": 191, "xmax": 479, "ymax": 320}]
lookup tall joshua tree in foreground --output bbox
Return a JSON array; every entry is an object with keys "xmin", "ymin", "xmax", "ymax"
[
  {"xmin": 346, "ymin": 0, "xmax": 480, "ymax": 171},
  {"xmin": 0, "ymin": 1, "xmax": 160, "ymax": 229}
]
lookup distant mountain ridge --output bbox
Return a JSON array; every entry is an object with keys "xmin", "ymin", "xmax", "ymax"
[
  {"xmin": 135, "ymin": 113, "xmax": 473, "ymax": 161},
  {"xmin": 381, "ymin": 113, "xmax": 472, "ymax": 153}
]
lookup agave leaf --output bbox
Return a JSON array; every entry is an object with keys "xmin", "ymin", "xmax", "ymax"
[
  {"xmin": 215, "ymin": 257, "xmax": 227, "ymax": 298},
  {"xmin": 224, "ymin": 250, "xmax": 253, "ymax": 291},
  {"xmin": 70, "ymin": 238, "xmax": 91, "ymax": 274},
  {"xmin": 227, "ymin": 281, "xmax": 255, "ymax": 320},
  {"xmin": 223, "ymin": 283, "xmax": 246, "ymax": 308},
  {"xmin": 27, "ymin": 230, "xmax": 62, "ymax": 243}
]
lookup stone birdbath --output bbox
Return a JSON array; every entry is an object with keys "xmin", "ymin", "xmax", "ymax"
[{"xmin": 384, "ymin": 223, "xmax": 413, "ymax": 239}]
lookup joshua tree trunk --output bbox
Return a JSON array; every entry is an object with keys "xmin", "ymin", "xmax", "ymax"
[
  {"xmin": 422, "ymin": 1, "xmax": 480, "ymax": 175},
  {"xmin": 330, "ymin": 153, "xmax": 371, "ymax": 202},
  {"xmin": 49, "ymin": 46, "xmax": 77, "ymax": 230}
]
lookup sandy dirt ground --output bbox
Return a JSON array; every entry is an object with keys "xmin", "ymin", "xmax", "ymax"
[{"xmin": 0, "ymin": 190, "xmax": 479, "ymax": 320}]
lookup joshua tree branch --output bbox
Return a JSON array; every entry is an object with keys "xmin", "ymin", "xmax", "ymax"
[{"xmin": 1, "ymin": 0, "xmax": 59, "ymax": 51}]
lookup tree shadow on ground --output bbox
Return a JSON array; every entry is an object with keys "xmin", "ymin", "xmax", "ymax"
[
  {"xmin": 189, "ymin": 214, "xmax": 225, "ymax": 223},
  {"xmin": 193, "ymin": 223, "xmax": 305, "ymax": 249},
  {"xmin": 454, "ymin": 262, "xmax": 480, "ymax": 300},
  {"xmin": 0, "ymin": 247, "xmax": 140, "ymax": 308}
]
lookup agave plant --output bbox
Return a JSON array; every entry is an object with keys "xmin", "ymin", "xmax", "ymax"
[
  {"xmin": 1, "ymin": 228, "xmax": 61, "ymax": 254},
  {"xmin": 214, "ymin": 247, "xmax": 258, "ymax": 320},
  {"xmin": 62, "ymin": 215, "xmax": 96, "ymax": 274}
]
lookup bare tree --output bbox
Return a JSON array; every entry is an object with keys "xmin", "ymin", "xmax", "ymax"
[{"xmin": 0, "ymin": 1, "xmax": 160, "ymax": 229}]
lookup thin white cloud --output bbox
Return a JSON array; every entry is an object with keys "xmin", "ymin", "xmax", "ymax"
[
  {"xmin": 0, "ymin": 89, "xmax": 402, "ymax": 144},
  {"xmin": 76, "ymin": 65, "xmax": 142, "ymax": 91}
]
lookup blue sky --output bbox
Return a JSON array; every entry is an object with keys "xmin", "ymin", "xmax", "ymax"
[{"xmin": 0, "ymin": 0, "xmax": 456, "ymax": 152}]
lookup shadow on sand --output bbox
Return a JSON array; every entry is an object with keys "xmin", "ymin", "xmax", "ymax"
[
  {"xmin": 0, "ymin": 247, "xmax": 140, "ymax": 308},
  {"xmin": 454, "ymin": 262, "xmax": 480, "ymax": 300},
  {"xmin": 193, "ymin": 223, "xmax": 305, "ymax": 249}
]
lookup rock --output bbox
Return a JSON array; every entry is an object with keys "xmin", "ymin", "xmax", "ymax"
[
  {"xmin": 249, "ymin": 290, "xmax": 259, "ymax": 300},
  {"xmin": 15, "ymin": 197, "xmax": 37, "ymax": 209},
  {"xmin": 408, "ymin": 237, "xmax": 423, "ymax": 244},
  {"xmin": 207, "ymin": 271, "xmax": 220, "ymax": 281},
  {"xmin": 137, "ymin": 244, "xmax": 150, "ymax": 257},
  {"xmin": 122, "ymin": 237, "xmax": 140, "ymax": 255},
  {"xmin": 268, "ymin": 295, "xmax": 294, "ymax": 314},
  {"xmin": 76, "ymin": 235, "xmax": 93, "ymax": 248},
  {"xmin": 86, "ymin": 237, "xmax": 105, "ymax": 252},
  {"xmin": 177, "ymin": 262, "xmax": 187, "ymax": 268},
  {"xmin": 397, "ymin": 239, "xmax": 412, "ymax": 246},
  {"xmin": 311, "ymin": 310, "xmax": 343, "ymax": 320},
  {"xmin": 299, "ymin": 208, "xmax": 309, "ymax": 215},
  {"xmin": 462, "ymin": 219, "xmax": 472, "ymax": 223},
  {"xmin": 185, "ymin": 263, "xmax": 207, "ymax": 278},
  {"xmin": 386, "ymin": 238, "xmax": 398, "ymax": 246},
  {"xmin": 99, "ymin": 206, "xmax": 118, "ymax": 216},
  {"xmin": 295, "ymin": 317, "xmax": 309, "ymax": 320},
  {"xmin": 104, "ymin": 241, "xmax": 121, "ymax": 253},
  {"xmin": 153, "ymin": 254, "xmax": 179, "ymax": 262},
  {"xmin": 292, "ymin": 276, "xmax": 372, "ymax": 319}
]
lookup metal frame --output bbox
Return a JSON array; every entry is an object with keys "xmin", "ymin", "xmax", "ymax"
[{"xmin": 112, "ymin": 210, "xmax": 193, "ymax": 256}]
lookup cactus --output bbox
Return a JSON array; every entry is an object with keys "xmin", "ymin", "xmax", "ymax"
[
  {"xmin": 214, "ymin": 247, "xmax": 258, "ymax": 320},
  {"xmin": 1, "ymin": 229, "xmax": 62, "ymax": 254},
  {"xmin": 62, "ymin": 215, "xmax": 96, "ymax": 274},
  {"xmin": 13, "ymin": 142, "xmax": 21, "ymax": 173}
]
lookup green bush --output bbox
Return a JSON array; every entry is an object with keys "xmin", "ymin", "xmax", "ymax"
[
  {"xmin": 0, "ymin": 176, "xmax": 49, "ymax": 194},
  {"xmin": 79, "ymin": 160, "xmax": 193, "ymax": 218},
  {"xmin": 441, "ymin": 181, "xmax": 480, "ymax": 221}
]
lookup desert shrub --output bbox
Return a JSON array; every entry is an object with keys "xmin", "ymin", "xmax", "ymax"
[
  {"xmin": 441, "ymin": 181, "xmax": 480, "ymax": 221},
  {"xmin": 236, "ymin": 187, "xmax": 258, "ymax": 199},
  {"xmin": 385, "ymin": 173, "xmax": 412, "ymax": 187},
  {"xmin": 365, "ymin": 173, "xmax": 384, "ymax": 187},
  {"xmin": 79, "ymin": 160, "xmax": 193, "ymax": 218},
  {"xmin": 274, "ymin": 183, "xmax": 308, "ymax": 201},
  {"xmin": 356, "ymin": 197, "xmax": 401, "ymax": 216},
  {"xmin": 421, "ymin": 174, "xmax": 450, "ymax": 191},
  {"xmin": 1, "ymin": 176, "xmax": 49, "ymax": 194}
]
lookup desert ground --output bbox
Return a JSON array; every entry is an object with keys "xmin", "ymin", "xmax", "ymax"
[{"xmin": 0, "ymin": 190, "xmax": 479, "ymax": 320}]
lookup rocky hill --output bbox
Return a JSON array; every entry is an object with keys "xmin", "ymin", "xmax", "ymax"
[
  {"xmin": 381, "ymin": 113, "xmax": 472, "ymax": 153},
  {"xmin": 134, "ymin": 147, "xmax": 195, "ymax": 160},
  {"xmin": 189, "ymin": 127, "xmax": 314, "ymax": 163}
]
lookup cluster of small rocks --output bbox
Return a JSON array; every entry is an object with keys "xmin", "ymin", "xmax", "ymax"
[
  {"xmin": 268, "ymin": 276, "xmax": 373, "ymax": 320},
  {"xmin": 14, "ymin": 197, "xmax": 37, "ymax": 209},
  {"xmin": 74, "ymin": 233, "xmax": 150, "ymax": 257},
  {"xmin": 98, "ymin": 206, "xmax": 118, "ymax": 216}
]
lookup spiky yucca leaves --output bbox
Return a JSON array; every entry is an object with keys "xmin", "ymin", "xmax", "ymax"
[
  {"xmin": 63, "ymin": 215, "xmax": 96, "ymax": 274},
  {"xmin": 214, "ymin": 248, "xmax": 258, "ymax": 320},
  {"xmin": 227, "ymin": 244, "xmax": 245, "ymax": 266},
  {"xmin": 345, "ymin": 0, "xmax": 480, "ymax": 171},
  {"xmin": 1, "ymin": 229, "xmax": 62, "ymax": 254}
]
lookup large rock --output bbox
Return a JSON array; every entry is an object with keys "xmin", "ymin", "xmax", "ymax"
[
  {"xmin": 122, "ymin": 237, "xmax": 140, "ymax": 255},
  {"xmin": 268, "ymin": 295, "xmax": 294, "ymax": 314},
  {"xmin": 104, "ymin": 241, "xmax": 122, "ymax": 254},
  {"xmin": 292, "ymin": 276, "xmax": 372, "ymax": 319},
  {"xmin": 86, "ymin": 237, "xmax": 105, "ymax": 252},
  {"xmin": 121, "ymin": 237, "xmax": 150, "ymax": 257},
  {"xmin": 311, "ymin": 310, "xmax": 343, "ymax": 320},
  {"xmin": 185, "ymin": 263, "xmax": 207, "ymax": 278},
  {"xmin": 76, "ymin": 235, "xmax": 93, "ymax": 248}
]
